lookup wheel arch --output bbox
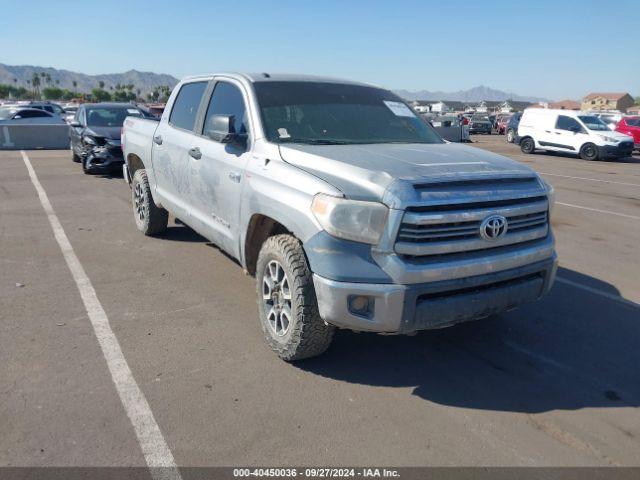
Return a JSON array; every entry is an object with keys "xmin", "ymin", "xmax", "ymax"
[{"xmin": 243, "ymin": 214, "xmax": 292, "ymax": 276}]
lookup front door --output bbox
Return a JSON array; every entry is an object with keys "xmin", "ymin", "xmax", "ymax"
[
  {"xmin": 188, "ymin": 79, "xmax": 252, "ymax": 257},
  {"xmin": 549, "ymin": 115, "xmax": 588, "ymax": 152}
]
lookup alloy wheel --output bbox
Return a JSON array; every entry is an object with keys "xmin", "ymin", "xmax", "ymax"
[{"xmin": 262, "ymin": 260, "xmax": 292, "ymax": 337}]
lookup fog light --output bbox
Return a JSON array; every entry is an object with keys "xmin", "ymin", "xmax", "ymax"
[{"xmin": 348, "ymin": 295, "xmax": 374, "ymax": 318}]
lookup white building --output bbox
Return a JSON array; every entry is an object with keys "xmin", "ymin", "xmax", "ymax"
[
  {"xmin": 475, "ymin": 100, "xmax": 488, "ymax": 113},
  {"xmin": 430, "ymin": 101, "xmax": 450, "ymax": 113}
]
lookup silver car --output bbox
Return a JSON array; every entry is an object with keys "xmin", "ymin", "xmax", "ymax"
[{"xmin": 0, "ymin": 107, "xmax": 67, "ymax": 124}]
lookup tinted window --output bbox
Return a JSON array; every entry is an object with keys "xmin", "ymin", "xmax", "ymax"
[
  {"xmin": 556, "ymin": 115, "xmax": 582, "ymax": 131},
  {"xmin": 254, "ymin": 81, "xmax": 442, "ymax": 145},
  {"xmin": 19, "ymin": 110, "xmax": 51, "ymax": 118},
  {"xmin": 43, "ymin": 106, "xmax": 54, "ymax": 113},
  {"xmin": 169, "ymin": 82, "xmax": 207, "ymax": 131},
  {"xmin": 626, "ymin": 118, "xmax": 640, "ymax": 127},
  {"xmin": 203, "ymin": 82, "xmax": 249, "ymax": 138}
]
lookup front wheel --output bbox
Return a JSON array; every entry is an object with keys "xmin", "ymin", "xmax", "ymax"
[
  {"xmin": 131, "ymin": 169, "xmax": 168, "ymax": 235},
  {"xmin": 71, "ymin": 145, "xmax": 81, "ymax": 163},
  {"xmin": 579, "ymin": 142, "xmax": 599, "ymax": 161},
  {"xmin": 520, "ymin": 137, "xmax": 535, "ymax": 154},
  {"xmin": 256, "ymin": 234, "xmax": 335, "ymax": 361}
]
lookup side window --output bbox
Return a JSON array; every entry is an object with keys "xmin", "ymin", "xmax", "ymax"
[
  {"xmin": 202, "ymin": 82, "xmax": 249, "ymax": 139},
  {"xmin": 169, "ymin": 81, "xmax": 207, "ymax": 131},
  {"xmin": 556, "ymin": 115, "xmax": 581, "ymax": 132},
  {"xmin": 43, "ymin": 106, "xmax": 54, "ymax": 113},
  {"xmin": 19, "ymin": 110, "xmax": 50, "ymax": 118}
]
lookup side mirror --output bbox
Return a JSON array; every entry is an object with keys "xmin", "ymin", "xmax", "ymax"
[
  {"xmin": 204, "ymin": 114, "xmax": 247, "ymax": 145},
  {"xmin": 69, "ymin": 120, "xmax": 82, "ymax": 128}
]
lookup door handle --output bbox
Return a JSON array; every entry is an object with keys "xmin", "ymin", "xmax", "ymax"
[
  {"xmin": 153, "ymin": 135, "xmax": 163, "ymax": 145},
  {"xmin": 188, "ymin": 147, "xmax": 202, "ymax": 160},
  {"xmin": 228, "ymin": 172, "xmax": 241, "ymax": 183}
]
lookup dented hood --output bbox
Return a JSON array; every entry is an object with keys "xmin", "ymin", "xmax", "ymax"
[{"xmin": 278, "ymin": 142, "xmax": 536, "ymax": 203}]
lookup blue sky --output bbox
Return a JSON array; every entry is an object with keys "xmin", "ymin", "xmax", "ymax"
[{"xmin": 1, "ymin": 0, "xmax": 638, "ymax": 100}]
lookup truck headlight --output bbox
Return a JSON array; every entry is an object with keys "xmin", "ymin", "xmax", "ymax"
[
  {"xmin": 311, "ymin": 193, "xmax": 388, "ymax": 245},
  {"xmin": 543, "ymin": 181, "xmax": 555, "ymax": 214}
]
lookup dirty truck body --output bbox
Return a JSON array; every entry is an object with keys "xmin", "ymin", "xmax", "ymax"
[{"xmin": 123, "ymin": 73, "xmax": 557, "ymax": 360}]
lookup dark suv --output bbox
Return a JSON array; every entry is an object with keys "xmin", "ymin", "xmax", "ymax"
[{"xmin": 69, "ymin": 103, "xmax": 144, "ymax": 174}]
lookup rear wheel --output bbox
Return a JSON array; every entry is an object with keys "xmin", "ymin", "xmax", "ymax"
[
  {"xmin": 520, "ymin": 137, "xmax": 535, "ymax": 154},
  {"xmin": 579, "ymin": 142, "xmax": 599, "ymax": 161},
  {"xmin": 131, "ymin": 169, "xmax": 168, "ymax": 235},
  {"xmin": 256, "ymin": 234, "xmax": 335, "ymax": 361}
]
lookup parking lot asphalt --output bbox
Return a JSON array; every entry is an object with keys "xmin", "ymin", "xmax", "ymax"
[{"xmin": 1, "ymin": 136, "xmax": 639, "ymax": 469}]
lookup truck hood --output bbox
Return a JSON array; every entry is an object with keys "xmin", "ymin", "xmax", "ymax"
[{"xmin": 279, "ymin": 142, "xmax": 537, "ymax": 203}]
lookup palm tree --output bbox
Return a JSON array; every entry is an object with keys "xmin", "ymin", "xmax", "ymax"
[
  {"xmin": 45, "ymin": 73, "xmax": 52, "ymax": 86},
  {"xmin": 31, "ymin": 73, "xmax": 41, "ymax": 97},
  {"xmin": 98, "ymin": 80, "xmax": 105, "ymax": 89},
  {"xmin": 72, "ymin": 80, "xmax": 77, "ymax": 89},
  {"xmin": 13, "ymin": 78, "xmax": 17, "ymax": 85}
]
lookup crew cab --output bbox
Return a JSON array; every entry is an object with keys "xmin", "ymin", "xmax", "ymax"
[{"xmin": 122, "ymin": 73, "xmax": 557, "ymax": 361}]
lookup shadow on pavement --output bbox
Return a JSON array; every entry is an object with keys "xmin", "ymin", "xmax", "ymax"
[{"xmin": 297, "ymin": 268, "xmax": 640, "ymax": 413}]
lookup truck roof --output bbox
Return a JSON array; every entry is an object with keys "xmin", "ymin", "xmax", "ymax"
[{"xmin": 180, "ymin": 72, "xmax": 378, "ymax": 87}]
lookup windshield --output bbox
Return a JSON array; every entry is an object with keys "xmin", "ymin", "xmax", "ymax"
[
  {"xmin": 254, "ymin": 81, "xmax": 442, "ymax": 145},
  {"xmin": 86, "ymin": 107, "xmax": 142, "ymax": 127},
  {"xmin": 472, "ymin": 116, "xmax": 489, "ymax": 121},
  {"xmin": 578, "ymin": 115, "xmax": 610, "ymax": 131}
]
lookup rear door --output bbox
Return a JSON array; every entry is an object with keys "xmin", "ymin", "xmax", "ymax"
[
  {"xmin": 187, "ymin": 78, "xmax": 252, "ymax": 257},
  {"xmin": 152, "ymin": 81, "xmax": 208, "ymax": 220}
]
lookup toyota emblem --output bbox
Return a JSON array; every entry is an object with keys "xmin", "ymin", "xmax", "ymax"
[{"xmin": 480, "ymin": 215, "xmax": 508, "ymax": 240}]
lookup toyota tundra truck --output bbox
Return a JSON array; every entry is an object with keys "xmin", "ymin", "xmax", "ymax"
[{"xmin": 122, "ymin": 73, "xmax": 557, "ymax": 361}]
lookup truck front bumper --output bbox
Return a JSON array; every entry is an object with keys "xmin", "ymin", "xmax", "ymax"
[{"xmin": 313, "ymin": 254, "xmax": 557, "ymax": 333}]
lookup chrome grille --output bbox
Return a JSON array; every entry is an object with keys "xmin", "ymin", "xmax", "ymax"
[{"xmin": 395, "ymin": 195, "xmax": 549, "ymax": 257}]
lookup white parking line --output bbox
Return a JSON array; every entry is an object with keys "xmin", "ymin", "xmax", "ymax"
[
  {"xmin": 556, "ymin": 202, "xmax": 640, "ymax": 220},
  {"xmin": 539, "ymin": 172, "xmax": 640, "ymax": 188},
  {"xmin": 556, "ymin": 277, "xmax": 639, "ymax": 308},
  {"xmin": 21, "ymin": 151, "xmax": 182, "ymax": 480}
]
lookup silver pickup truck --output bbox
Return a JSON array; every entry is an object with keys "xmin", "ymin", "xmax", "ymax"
[{"xmin": 122, "ymin": 73, "xmax": 557, "ymax": 361}]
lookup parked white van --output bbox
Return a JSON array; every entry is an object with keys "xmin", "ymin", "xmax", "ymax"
[{"xmin": 517, "ymin": 109, "xmax": 634, "ymax": 160}]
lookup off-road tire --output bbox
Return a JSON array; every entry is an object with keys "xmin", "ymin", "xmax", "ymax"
[
  {"xmin": 520, "ymin": 137, "xmax": 535, "ymax": 154},
  {"xmin": 131, "ymin": 169, "xmax": 168, "ymax": 236},
  {"xmin": 256, "ymin": 234, "xmax": 335, "ymax": 361},
  {"xmin": 579, "ymin": 142, "xmax": 599, "ymax": 161}
]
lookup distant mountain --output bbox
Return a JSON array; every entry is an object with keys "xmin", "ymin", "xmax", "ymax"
[
  {"xmin": 0, "ymin": 63, "xmax": 179, "ymax": 96},
  {"xmin": 394, "ymin": 85, "xmax": 549, "ymax": 103}
]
